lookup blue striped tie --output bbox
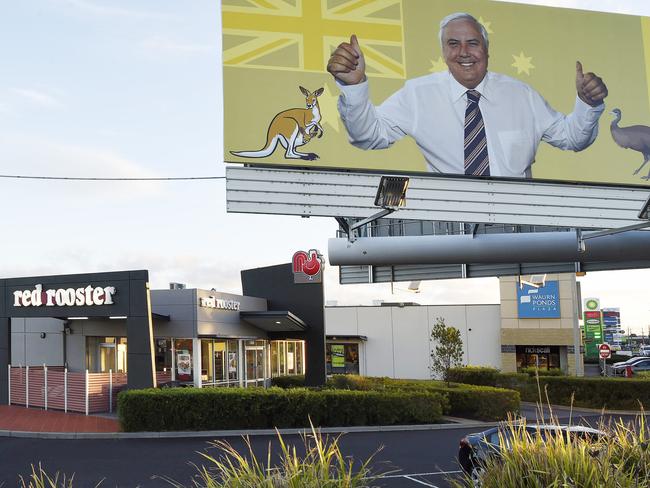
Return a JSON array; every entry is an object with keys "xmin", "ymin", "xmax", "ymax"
[{"xmin": 464, "ymin": 90, "xmax": 490, "ymax": 176}]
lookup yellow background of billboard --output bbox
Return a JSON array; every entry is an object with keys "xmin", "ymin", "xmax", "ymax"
[{"xmin": 223, "ymin": 0, "xmax": 650, "ymax": 185}]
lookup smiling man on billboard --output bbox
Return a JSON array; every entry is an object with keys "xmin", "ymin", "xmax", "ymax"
[{"xmin": 327, "ymin": 12, "xmax": 609, "ymax": 178}]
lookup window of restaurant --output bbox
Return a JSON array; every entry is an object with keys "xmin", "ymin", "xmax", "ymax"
[
  {"xmin": 174, "ymin": 338, "xmax": 194, "ymax": 383},
  {"xmin": 154, "ymin": 338, "xmax": 172, "ymax": 372},
  {"xmin": 86, "ymin": 337, "xmax": 128, "ymax": 373},
  {"xmin": 270, "ymin": 340, "xmax": 305, "ymax": 377},
  {"xmin": 326, "ymin": 343, "xmax": 359, "ymax": 375},
  {"xmin": 200, "ymin": 338, "xmax": 240, "ymax": 386},
  {"xmin": 515, "ymin": 345, "xmax": 561, "ymax": 371}
]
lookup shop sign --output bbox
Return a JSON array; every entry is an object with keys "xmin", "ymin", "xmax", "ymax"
[
  {"xmin": 176, "ymin": 353, "xmax": 192, "ymax": 381},
  {"xmin": 517, "ymin": 280, "xmax": 560, "ymax": 318},
  {"xmin": 524, "ymin": 346, "xmax": 552, "ymax": 354},
  {"xmin": 292, "ymin": 249, "xmax": 324, "ymax": 284},
  {"xmin": 12, "ymin": 284, "xmax": 117, "ymax": 308},
  {"xmin": 331, "ymin": 344, "xmax": 345, "ymax": 368},
  {"xmin": 199, "ymin": 296, "xmax": 241, "ymax": 311}
]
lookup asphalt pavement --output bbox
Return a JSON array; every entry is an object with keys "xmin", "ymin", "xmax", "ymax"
[{"xmin": 0, "ymin": 407, "xmax": 644, "ymax": 488}]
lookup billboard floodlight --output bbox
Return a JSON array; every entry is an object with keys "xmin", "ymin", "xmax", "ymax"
[
  {"xmin": 336, "ymin": 175, "xmax": 410, "ymax": 242},
  {"xmin": 519, "ymin": 274, "xmax": 546, "ymax": 289},
  {"xmin": 375, "ymin": 175, "xmax": 409, "ymax": 209}
]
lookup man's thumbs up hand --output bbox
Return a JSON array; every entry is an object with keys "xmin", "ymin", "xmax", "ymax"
[
  {"xmin": 576, "ymin": 60, "xmax": 608, "ymax": 107},
  {"xmin": 327, "ymin": 34, "xmax": 366, "ymax": 85}
]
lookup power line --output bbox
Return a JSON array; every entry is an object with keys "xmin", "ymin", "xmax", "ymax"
[{"xmin": 0, "ymin": 175, "xmax": 225, "ymax": 181}]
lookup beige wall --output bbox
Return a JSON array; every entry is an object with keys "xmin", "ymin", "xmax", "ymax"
[{"xmin": 499, "ymin": 273, "xmax": 583, "ymax": 376}]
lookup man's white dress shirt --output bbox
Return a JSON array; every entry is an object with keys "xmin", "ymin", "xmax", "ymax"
[{"xmin": 337, "ymin": 71, "xmax": 604, "ymax": 178}]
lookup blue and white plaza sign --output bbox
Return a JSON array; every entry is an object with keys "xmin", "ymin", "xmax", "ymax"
[{"xmin": 517, "ymin": 280, "xmax": 561, "ymax": 318}]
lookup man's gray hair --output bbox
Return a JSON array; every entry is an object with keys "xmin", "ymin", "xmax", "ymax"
[{"xmin": 439, "ymin": 12, "xmax": 489, "ymax": 50}]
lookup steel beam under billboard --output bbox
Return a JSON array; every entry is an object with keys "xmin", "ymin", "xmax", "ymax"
[
  {"xmin": 223, "ymin": 0, "xmax": 650, "ymax": 188},
  {"xmin": 328, "ymin": 231, "xmax": 650, "ymax": 266},
  {"xmin": 226, "ymin": 166, "xmax": 648, "ymax": 229}
]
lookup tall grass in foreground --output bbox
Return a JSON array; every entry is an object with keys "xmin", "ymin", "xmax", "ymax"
[
  {"xmin": 163, "ymin": 425, "xmax": 385, "ymax": 488},
  {"xmin": 453, "ymin": 412, "xmax": 650, "ymax": 487},
  {"xmin": 17, "ymin": 463, "xmax": 95, "ymax": 488}
]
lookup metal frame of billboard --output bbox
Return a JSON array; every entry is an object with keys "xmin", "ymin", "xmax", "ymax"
[
  {"xmin": 226, "ymin": 165, "xmax": 650, "ymax": 283},
  {"xmin": 226, "ymin": 165, "xmax": 649, "ymax": 229}
]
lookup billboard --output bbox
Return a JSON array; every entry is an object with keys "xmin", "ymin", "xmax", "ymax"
[
  {"xmin": 223, "ymin": 0, "xmax": 650, "ymax": 185},
  {"xmin": 517, "ymin": 280, "xmax": 560, "ymax": 318}
]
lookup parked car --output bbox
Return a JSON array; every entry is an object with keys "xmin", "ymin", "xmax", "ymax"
[
  {"xmin": 458, "ymin": 424, "xmax": 603, "ymax": 486},
  {"xmin": 640, "ymin": 346, "xmax": 650, "ymax": 357},
  {"xmin": 611, "ymin": 357, "xmax": 650, "ymax": 376},
  {"xmin": 612, "ymin": 356, "xmax": 648, "ymax": 368}
]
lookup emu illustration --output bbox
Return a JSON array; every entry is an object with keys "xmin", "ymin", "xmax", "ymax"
[{"xmin": 610, "ymin": 108, "xmax": 650, "ymax": 180}]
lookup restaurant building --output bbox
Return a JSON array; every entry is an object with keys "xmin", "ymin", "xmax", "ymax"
[{"xmin": 1, "ymin": 265, "xmax": 325, "ymax": 411}]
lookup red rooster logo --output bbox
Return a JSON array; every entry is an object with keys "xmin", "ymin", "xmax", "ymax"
[{"xmin": 292, "ymin": 249, "xmax": 322, "ymax": 278}]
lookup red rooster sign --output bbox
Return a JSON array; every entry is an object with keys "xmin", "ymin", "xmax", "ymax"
[{"xmin": 292, "ymin": 249, "xmax": 324, "ymax": 283}]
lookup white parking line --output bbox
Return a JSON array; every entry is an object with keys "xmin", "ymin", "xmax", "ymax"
[
  {"xmin": 403, "ymin": 475, "xmax": 439, "ymax": 487},
  {"xmin": 383, "ymin": 470, "xmax": 462, "ymax": 478}
]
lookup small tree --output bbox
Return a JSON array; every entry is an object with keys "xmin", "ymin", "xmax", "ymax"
[{"xmin": 430, "ymin": 316, "xmax": 464, "ymax": 386}]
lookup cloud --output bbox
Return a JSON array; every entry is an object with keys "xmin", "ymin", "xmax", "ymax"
[
  {"xmin": 11, "ymin": 88, "xmax": 64, "ymax": 109},
  {"xmin": 56, "ymin": 0, "xmax": 172, "ymax": 19},
  {"xmin": 140, "ymin": 36, "xmax": 214, "ymax": 57}
]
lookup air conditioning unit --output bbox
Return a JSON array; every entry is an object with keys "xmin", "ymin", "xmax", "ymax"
[{"xmin": 169, "ymin": 282, "xmax": 186, "ymax": 290}]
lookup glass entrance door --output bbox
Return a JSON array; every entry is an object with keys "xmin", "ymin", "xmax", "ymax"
[{"xmin": 245, "ymin": 341, "xmax": 265, "ymax": 387}]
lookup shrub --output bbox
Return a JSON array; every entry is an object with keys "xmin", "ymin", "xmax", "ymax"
[
  {"xmin": 118, "ymin": 386, "xmax": 445, "ymax": 432},
  {"xmin": 450, "ymin": 367, "xmax": 650, "ymax": 410},
  {"xmin": 269, "ymin": 375, "xmax": 305, "ymax": 388},
  {"xmin": 519, "ymin": 367, "xmax": 565, "ymax": 377},
  {"xmin": 320, "ymin": 376, "xmax": 519, "ymax": 421},
  {"xmin": 447, "ymin": 366, "xmax": 501, "ymax": 386}
]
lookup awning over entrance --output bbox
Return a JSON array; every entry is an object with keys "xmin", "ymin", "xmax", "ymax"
[
  {"xmin": 327, "ymin": 335, "xmax": 368, "ymax": 341},
  {"xmin": 240, "ymin": 311, "xmax": 307, "ymax": 332}
]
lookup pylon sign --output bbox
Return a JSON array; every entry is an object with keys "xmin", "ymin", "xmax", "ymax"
[{"xmin": 583, "ymin": 297, "xmax": 603, "ymax": 360}]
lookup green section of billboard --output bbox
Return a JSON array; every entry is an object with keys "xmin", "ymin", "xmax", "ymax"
[{"xmin": 223, "ymin": 0, "xmax": 650, "ymax": 186}]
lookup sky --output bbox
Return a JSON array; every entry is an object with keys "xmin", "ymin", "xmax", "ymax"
[{"xmin": 1, "ymin": 0, "xmax": 650, "ymax": 333}]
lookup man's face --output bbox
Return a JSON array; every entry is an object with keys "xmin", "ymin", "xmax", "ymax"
[{"xmin": 442, "ymin": 19, "xmax": 488, "ymax": 89}]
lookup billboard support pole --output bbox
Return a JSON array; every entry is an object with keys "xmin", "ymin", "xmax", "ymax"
[{"xmin": 572, "ymin": 277, "xmax": 584, "ymax": 377}]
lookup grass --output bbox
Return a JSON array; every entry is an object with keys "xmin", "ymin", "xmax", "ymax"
[
  {"xmin": 161, "ymin": 423, "xmax": 386, "ymax": 487},
  {"xmin": 451, "ymin": 385, "xmax": 650, "ymax": 488}
]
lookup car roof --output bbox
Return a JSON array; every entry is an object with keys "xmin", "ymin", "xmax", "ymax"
[
  {"xmin": 466, "ymin": 424, "xmax": 604, "ymax": 438},
  {"xmin": 614, "ymin": 357, "xmax": 648, "ymax": 365}
]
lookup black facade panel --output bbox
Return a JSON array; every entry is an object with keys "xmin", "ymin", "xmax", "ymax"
[{"xmin": 241, "ymin": 263, "xmax": 326, "ymax": 387}]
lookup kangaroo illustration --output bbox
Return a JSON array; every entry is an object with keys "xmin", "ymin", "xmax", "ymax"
[{"xmin": 230, "ymin": 86, "xmax": 324, "ymax": 161}]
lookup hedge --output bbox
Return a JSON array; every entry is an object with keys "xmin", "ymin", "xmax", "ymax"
[
  {"xmin": 272, "ymin": 374, "xmax": 520, "ymax": 421},
  {"xmin": 448, "ymin": 366, "xmax": 650, "ymax": 410},
  {"xmin": 118, "ymin": 387, "xmax": 445, "ymax": 432}
]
